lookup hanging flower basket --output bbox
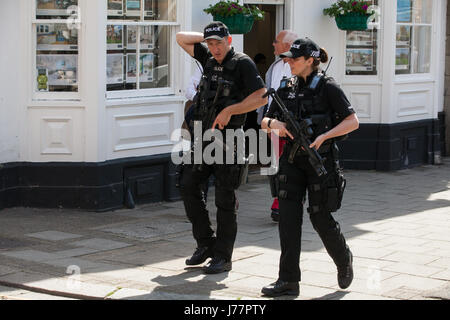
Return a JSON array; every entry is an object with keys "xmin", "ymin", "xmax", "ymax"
[
  {"xmin": 213, "ymin": 14, "xmax": 254, "ymax": 34},
  {"xmin": 335, "ymin": 13, "xmax": 370, "ymax": 31}
]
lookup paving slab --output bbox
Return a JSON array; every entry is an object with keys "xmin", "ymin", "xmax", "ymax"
[
  {"xmin": 70, "ymin": 238, "xmax": 133, "ymax": 251},
  {"xmin": 0, "ymin": 159, "xmax": 450, "ymax": 300},
  {"xmin": 26, "ymin": 231, "xmax": 84, "ymax": 241},
  {"xmin": 424, "ymin": 284, "xmax": 450, "ymax": 300}
]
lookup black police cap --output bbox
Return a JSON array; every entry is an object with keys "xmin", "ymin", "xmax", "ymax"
[
  {"xmin": 204, "ymin": 21, "xmax": 230, "ymax": 41},
  {"xmin": 280, "ymin": 38, "xmax": 321, "ymax": 59}
]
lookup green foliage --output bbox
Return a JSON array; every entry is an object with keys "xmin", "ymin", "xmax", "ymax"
[
  {"xmin": 323, "ymin": 0, "xmax": 375, "ymax": 18},
  {"xmin": 204, "ymin": 1, "xmax": 265, "ymax": 21}
]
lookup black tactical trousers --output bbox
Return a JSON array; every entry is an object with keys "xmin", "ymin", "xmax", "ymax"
[
  {"xmin": 180, "ymin": 163, "xmax": 238, "ymax": 262},
  {"xmin": 277, "ymin": 145, "xmax": 351, "ymax": 283}
]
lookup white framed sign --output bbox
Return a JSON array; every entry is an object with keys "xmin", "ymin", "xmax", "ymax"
[
  {"xmin": 36, "ymin": 24, "xmax": 78, "ymax": 51},
  {"xmin": 108, "ymin": 0, "xmax": 124, "ymax": 16},
  {"xmin": 127, "ymin": 26, "xmax": 154, "ymax": 50},
  {"xmin": 107, "ymin": 25, "xmax": 124, "ymax": 50},
  {"xmin": 36, "ymin": 54, "xmax": 78, "ymax": 87},
  {"xmin": 395, "ymin": 48, "xmax": 410, "ymax": 71},
  {"xmin": 107, "ymin": 54, "xmax": 124, "ymax": 84},
  {"xmin": 36, "ymin": 0, "xmax": 78, "ymax": 16},
  {"xmin": 126, "ymin": 0, "xmax": 141, "ymax": 17},
  {"xmin": 346, "ymin": 31, "xmax": 374, "ymax": 46},
  {"xmin": 126, "ymin": 53, "xmax": 154, "ymax": 83},
  {"xmin": 346, "ymin": 49, "xmax": 374, "ymax": 72}
]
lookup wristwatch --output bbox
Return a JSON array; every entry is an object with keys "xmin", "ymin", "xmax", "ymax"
[{"xmin": 268, "ymin": 119, "xmax": 273, "ymax": 129}]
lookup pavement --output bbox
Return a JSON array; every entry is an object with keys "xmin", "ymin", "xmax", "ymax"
[{"xmin": 1, "ymin": 159, "xmax": 450, "ymax": 301}]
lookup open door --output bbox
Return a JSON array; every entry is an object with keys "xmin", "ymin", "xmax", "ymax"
[{"xmin": 243, "ymin": 1, "xmax": 285, "ymax": 164}]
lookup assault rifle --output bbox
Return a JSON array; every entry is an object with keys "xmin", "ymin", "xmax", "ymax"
[{"xmin": 263, "ymin": 88, "xmax": 327, "ymax": 177}]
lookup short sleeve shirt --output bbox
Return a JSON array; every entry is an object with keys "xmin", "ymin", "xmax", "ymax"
[{"xmin": 194, "ymin": 43, "xmax": 265, "ymax": 98}]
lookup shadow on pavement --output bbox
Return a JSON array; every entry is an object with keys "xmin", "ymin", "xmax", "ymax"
[{"xmin": 0, "ymin": 159, "xmax": 449, "ymax": 300}]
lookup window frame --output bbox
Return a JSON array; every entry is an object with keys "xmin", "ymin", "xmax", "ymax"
[
  {"xmin": 394, "ymin": 0, "xmax": 434, "ymax": 77},
  {"xmin": 343, "ymin": 0, "xmax": 382, "ymax": 81},
  {"xmin": 31, "ymin": 0, "xmax": 83, "ymax": 102},
  {"xmin": 105, "ymin": 0, "xmax": 181, "ymax": 100}
]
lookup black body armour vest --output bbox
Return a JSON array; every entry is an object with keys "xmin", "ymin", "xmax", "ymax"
[
  {"xmin": 195, "ymin": 50, "xmax": 247, "ymax": 129},
  {"xmin": 276, "ymin": 73, "xmax": 339, "ymax": 142}
]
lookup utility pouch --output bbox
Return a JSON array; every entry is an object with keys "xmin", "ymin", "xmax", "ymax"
[
  {"xmin": 216, "ymin": 157, "xmax": 251, "ymax": 191},
  {"xmin": 326, "ymin": 168, "xmax": 346, "ymax": 212},
  {"xmin": 218, "ymin": 164, "xmax": 244, "ymax": 190}
]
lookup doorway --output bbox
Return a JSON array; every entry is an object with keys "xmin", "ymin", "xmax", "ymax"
[
  {"xmin": 244, "ymin": 4, "xmax": 283, "ymax": 77},
  {"xmin": 243, "ymin": 3, "xmax": 285, "ymax": 164}
]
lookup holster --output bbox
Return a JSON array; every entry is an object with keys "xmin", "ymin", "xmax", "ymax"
[
  {"xmin": 324, "ymin": 144, "xmax": 346, "ymax": 213},
  {"xmin": 308, "ymin": 144, "xmax": 346, "ymax": 214},
  {"xmin": 215, "ymin": 155, "xmax": 252, "ymax": 190}
]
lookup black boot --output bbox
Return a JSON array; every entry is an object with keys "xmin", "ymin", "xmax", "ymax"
[
  {"xmin": 185, "ymin": 247, "xmax": 213, "ymax": 266},
  {"xmin": 261, "ymin": 279, "xmax": 299, "ymax": 297},
  {"xmin": 271, "ymin": 209, "xmax": 279, "ymax": 222},
  {"xmin": 203, "ymin": 257, "xmax": 232, "ymax": 274},
  {"xmin": 337, "ymin": 250, "xmax": 354, "ymax": 289}
]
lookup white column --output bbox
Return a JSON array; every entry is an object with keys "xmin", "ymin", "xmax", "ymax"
[
  {"xmin": 0, "ymin": 0, "xmax": 23, "ymax": 163},
  {"xmin": 82, "ymin": 0, "xmax": 107, "ymax": 162},
  {"xmin": 380, "ymin": 0, "xmax": 397, "ymax": 124}
]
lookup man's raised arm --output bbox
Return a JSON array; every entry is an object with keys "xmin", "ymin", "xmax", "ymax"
[{"xmin": 176, "ymin": 32, "xmax": 204, "ymax": 57}]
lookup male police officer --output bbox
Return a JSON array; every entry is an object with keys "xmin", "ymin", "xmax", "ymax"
[{"xmin": 176, "ymin": 22, "xmax": 267, "ymax": 274}]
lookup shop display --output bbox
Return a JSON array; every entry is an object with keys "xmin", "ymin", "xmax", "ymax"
[
  {"xmin": 140, "ymin": 53, "xmax": 154, "ymax": 82},
  {"xmin": 108, "ymin": 0, "xmax": 123, "ymax": 16},
  {"xmin": 343, "ymin": 0, "xmax": 378, "ymax": 76},
  {"xmin": 107, "ymin": 54, "xmax": 124, "ymax": 84},
  {"xmin": 346, "ymin": 49, "xmax": 374, "ymax": 72},
  {"xmin": 345, "ymin": 30, "xmax": 378, "ymax": 75},
  {"xmin": 127, "ymin": 26, "xmax": 154, "ymax": 50},
  {"xmin": 36, "ymin": 54, "xmax": 77, "ymax": 87},
  {"xmin": 37, "ymin": 24, "xmax": 78, "ymax": 51},
  {"xmin": 126, "ymin": 53, "xmax": 154, "ymax": 83},
  {"xmin": 396, "ymin": 26, "xmax": 411, "ymax": 46},
  {"xmin": 106, "ymin": 1, "xmax": 172, "ymax": 91},
  {"xmin": 36, "ymin": 0, "xmax": 78, "ymax": 16},
  {"xmin": 126, "ymin": 0, "xmax": 141, "ymax": 16},
  {"xmin": 107, "ymin": 25, "xmax": 124, "ymax": 50},
  {"xmin": 395, "ymin": 48, "xmax": 410, "ymax": 71},
  {"xmin": 346, "ymin": 31, "xmax": 374, "ymax": 46}
]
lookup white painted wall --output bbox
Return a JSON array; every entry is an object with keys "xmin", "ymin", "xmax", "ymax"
[
  {"xmin": 285, "ymin": 0, "xmax": 447, "ymax": 125},
  {"xmin": 0, "ymin": 0, "xmax": 447, "ymax": 166},
  {"xmin": 0, "ymin": 0, "xmax": 23, "ymax": 163}
]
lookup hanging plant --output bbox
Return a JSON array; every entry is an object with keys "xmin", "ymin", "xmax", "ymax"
[
  {"xmin": 203, "ymin": 1, "xmax": 265, "ymax": 34},
  {"xmin": 323, "ymin": 0, "xmax": 376, "ymax": 31}
]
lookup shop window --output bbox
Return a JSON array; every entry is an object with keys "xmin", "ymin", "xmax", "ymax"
[
  {"xmin": 34, "ymin": 0, "xmax": 80, "ymax": 93},
  {"xmin": 345, "ymin": 0, "xmax": 379, "ymax": 76},
  {"xmin": 395, "ymin": 0, "xmax": 433, "ymax": 75},
  {"xmin": 106, "ymin": 0, "xmax": 177, "ymax": 95}
]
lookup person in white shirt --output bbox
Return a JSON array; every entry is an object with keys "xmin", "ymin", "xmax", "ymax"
[
  {"xmin": 257, "ymin": 30, "xmax": 298, "ymax": 222},
  {"xmin": 182, "ymin": 62, "xmax": 203, "ymax": 132}
]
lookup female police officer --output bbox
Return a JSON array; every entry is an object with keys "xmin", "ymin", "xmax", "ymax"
[{"xmin": 260, "ymin": 38, "xmax": 359, "ymax": 297}]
